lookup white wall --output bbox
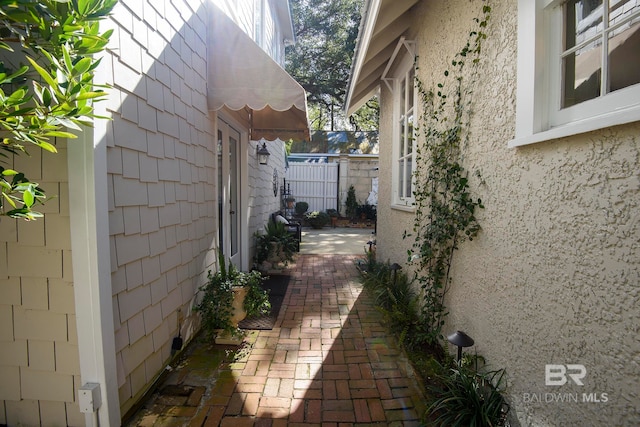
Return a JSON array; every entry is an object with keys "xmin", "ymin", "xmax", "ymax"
[{"xmin": 103, "ymin": 0, "xmax": 217, "ymax": 416}]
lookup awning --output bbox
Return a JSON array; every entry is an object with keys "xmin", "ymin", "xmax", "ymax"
[
  {"xmin": 344, "ymin": 0, "xmax": 419, "ymax": 116},
  {"xmin": 208, "ymin": 4, "xmax": 310, "ymax": 140}
]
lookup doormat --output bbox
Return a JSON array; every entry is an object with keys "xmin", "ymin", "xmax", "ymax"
[{"xmin": 238, "ymin": 274, "xmax": 291, "ymax": 330}]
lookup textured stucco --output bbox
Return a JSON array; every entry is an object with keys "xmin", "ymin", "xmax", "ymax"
[{"xmin": 375, "ymin": 1, "xmax": 640, "ymax": 426}]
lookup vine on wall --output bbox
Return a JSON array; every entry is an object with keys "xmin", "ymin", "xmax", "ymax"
[{"xmin": 406, "ymin": 4, "xmax": 491, "ymax": 346}]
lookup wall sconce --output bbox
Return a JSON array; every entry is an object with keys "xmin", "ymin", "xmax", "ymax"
[
  {"xmin": 256, "ymin": 142, "xmax": 270, "ymax": 165},
  {"xmin": 447, "ymin": 330, "xmax": 474, "ymax": 363}
]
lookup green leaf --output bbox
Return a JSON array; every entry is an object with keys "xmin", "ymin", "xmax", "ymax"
[
  {"xmin": 1, "ymin": 169, "xmax": 18, "ymax": 176},
  {"xmin": 26, "ymin": 57, "xmax": 58, "ymax": 89},
  {"xmin": 42, "ymin": 130, "xmax": 75, "ymax": 139},
  {"xmin": 72, "ymin": 57, "xmax": 92, "ymax": 76},
  {"xmin": 36, "ymin": 141, "xmax": 59, "ymax": 153},
  {"xmin": 23, "ymin": 187, "xmax": 35, "ymax": 207},
  {"xmin": 2, "ymin": 192, "xmax": 17, "ymax": 209}
]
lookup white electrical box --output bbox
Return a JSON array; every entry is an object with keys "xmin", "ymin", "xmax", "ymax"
[{"xmin": 78, "ymin": 383, "xmax": 101, "ymax": 413}]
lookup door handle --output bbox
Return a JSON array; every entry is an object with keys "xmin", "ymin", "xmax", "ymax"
[{"xmin": 230, "ymin": 210, "xmax": 235, "ymax": 214}]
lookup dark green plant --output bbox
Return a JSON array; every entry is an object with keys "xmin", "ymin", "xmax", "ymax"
[
  {"xmin": 254, "ymin": 220, "xmax": 298, "ymax": 265},
  {"xmin": 0, "ymin": 0, "xmax": 117, "ymax": 219},
  {"xmin": 427, "ymin": 361, "xmax": 509, "ymax": 426},
  {"xmin": 195, "ymin": 254, "xmax": 269, "ymax": 338},
  {"xmin": 305, "ymin": 210, "xmax": 330, "ymax": 229},
  {"xmin": 345, "ymin": 185, "xmax": 358, "ymax": 219},
  {"xmin": 294, "ymin": 201, "xmax": 309, "ymax": 215},
  {"xmin": 356, "ymin": 203, "xmax": 376, "ymax": 220},
  {"xmin": 357, "ymin": 256, "xmax": 434, "ymax": 352},
  {"xmin": 405, "ymin": 5, "xmax": 491, "ymax": 346},
  {"xmin": 243, "ymin": 277, "xmax": 271, "ymax": 317},
  {"xmin": 326, "ymin": 208, "xmax": 339, "ymax": 217}
]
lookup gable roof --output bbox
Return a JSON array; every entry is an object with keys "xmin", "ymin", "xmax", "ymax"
[{"xmin": 344, "ymin": 0, "xmax": 419, "ymax": 116}]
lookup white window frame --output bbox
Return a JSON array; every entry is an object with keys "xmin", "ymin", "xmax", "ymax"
[
  {"xmin": 390, "ymin": 54, "xmax": 417, "ymax": 209},
  {"xmin": 510, "ymin": 0, "xmax": 640, "ymax": 147}
]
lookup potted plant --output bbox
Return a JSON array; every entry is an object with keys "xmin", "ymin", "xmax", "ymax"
[
  {"xmin": 285, "ymin": 196, "xmax": 295, "ymax": 209},
  {"xmin": 357, "ymin": 203, "xmax": 377, "ymax": 221},
  {"xmin": 326, "ymin": 208, "xmax": 339, "ymax": 227},
  {"xmin": 294, "ymin": 201, "xmax": 309, "ymax": 216},
  {"xmin": 305, "ymin": 210, "xmax": 330, "ymax": 229},
  {"xmin": 195, "ymin": 254, "xmax": 270, "ymax": 345},
  {"xmin": 254, "ymin": 220, "xmax": 298, "ymax": 270}
]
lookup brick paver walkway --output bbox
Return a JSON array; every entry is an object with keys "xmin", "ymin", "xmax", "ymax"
[{"xmin": 199, "ymin": 254, "xmax": 426, "ymax": 426}]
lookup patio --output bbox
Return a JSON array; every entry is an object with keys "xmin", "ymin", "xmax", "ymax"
[{"xmin": 125, "ymin": 227, "xmax": 426, "ymax": 426}]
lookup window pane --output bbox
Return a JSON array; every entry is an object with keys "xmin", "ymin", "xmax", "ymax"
[
  {"xmin": 608, "ymin": 12, "xmax": 640, "ymax": 92},
  {"xmin": 400, "ymin": 120, "xmax": 406, "ymax": 155},
  {"xmin": 565, "ymin": 0, "xmax": 603, "ymax": 50},
  {"xmin": 398, "ymin": 159, "xmax": 405, "ymax": 197},
  {"xmin": 562, "ymin": 40, "xmax": 602, "ymax": 107},
  {"xmin": 406, "ymin": 114, "xmax": 414, "ymax": 155},
  {"xmin": 405, "ymin": 158, "xmax": 412, "ymax": 198}
]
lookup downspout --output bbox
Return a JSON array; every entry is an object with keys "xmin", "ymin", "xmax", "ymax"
[{"xmin": 67, "ymin": 63, "xmax": 120, "ymax": 425}]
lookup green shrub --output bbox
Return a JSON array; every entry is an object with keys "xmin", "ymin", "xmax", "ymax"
[
  {"xmin": 326, "ymin": 208, "xmax": 339, "ymax": 217},
  {"xmin": 305, "ymin": 210, "xmax": 330, "ymax": 229},
  {"xmin": 345, "ymin": 185, "xmax": 358, "ymax": 219},
  {"xmin": 195, "ymin": 254, "xmax": 269, "ymax": 338},
  {"xmin": 254, "ymin": 220, "xmax": 298, "ymax": 265},
  {"xmin": 426, "ymin": 361, "xmax": 509, "ymax": 426},
  {"xmin": 295, "ymin": 201, "xmax": 309, "ymax": 215}
]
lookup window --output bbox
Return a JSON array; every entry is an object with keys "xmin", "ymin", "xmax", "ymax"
[
  {"xmin": 392, "ymin": 56, "xmax": 416, "ymax": 208},
  {"xmin": 510, "ymin": 0, "xmax": 640, "ymax": 147}
]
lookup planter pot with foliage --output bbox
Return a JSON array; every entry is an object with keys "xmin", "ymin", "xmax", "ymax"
[
  {"xmin": 254, "ymin": 220, "xmax": 298, "ymax": 270},
  {"xmin": 326, "ymin": 208, "xmax": 339, "ymax": 227},
  {"xmin": 195, "ymin": 254, "xmax": 270, "ymax": 345},
  {"xmin": 305, "ymin": 210, "xmax": 330, "ymax": 229}
]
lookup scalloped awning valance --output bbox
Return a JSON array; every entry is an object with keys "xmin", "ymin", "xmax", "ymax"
[{"xmin": 208, "ymin": 4, "xmax": 309, "ymax": 140}]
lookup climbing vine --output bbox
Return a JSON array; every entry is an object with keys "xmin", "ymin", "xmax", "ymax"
[{"xmin": 406, "ymin": 4, "xmax": 491, "ymax": 346}]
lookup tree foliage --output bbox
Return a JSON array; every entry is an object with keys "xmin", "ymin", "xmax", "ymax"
[
  {"xmin": 0, "ymin": 0, "xmax": 116, "ymax": 220},
  {"xmin": 286, "ymin": 0, "xmax": 378, "ymax": 131}
]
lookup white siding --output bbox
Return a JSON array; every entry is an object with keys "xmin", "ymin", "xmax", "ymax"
[{"xmin": 105, "ymin": 0, "xmax": 217, "ymax": 417}]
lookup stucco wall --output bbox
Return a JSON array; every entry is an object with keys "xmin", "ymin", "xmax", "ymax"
[
  {"xmin": 103, "ymin": 0, "xmax": 217, "ymax": 416},
  {"xmin": 376, "ymin": 1, "xmax": 640, "ymax": 426}
]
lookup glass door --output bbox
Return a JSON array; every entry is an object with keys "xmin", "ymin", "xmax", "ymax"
[{"xmin": 217, "ymin": 119, "xmax": 241, "ymax": 267}]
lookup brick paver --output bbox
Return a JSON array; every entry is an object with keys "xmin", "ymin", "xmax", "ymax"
[
  {"xmin": 205, "ymin": 254, "xmax": 426, "ymax": 426},
  {"xmin": 127, "ymin": 253, "xmax": 426, "ymax": 426}
]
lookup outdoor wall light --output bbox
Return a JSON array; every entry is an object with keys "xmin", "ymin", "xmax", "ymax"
[
  {"xmin": 447, "ymin": 330, "xmax": 474, "ymax": 363},
  {"xmin": 389, "ymin": 262, "xmax": 401, "ymax": 285},
  {"xmin": 256, "ymin": 142, "xmax": 270, "ymax": 165},
  {"xmin": 367, "ymin": 240, "xmax": 375, "ymax": 253}
]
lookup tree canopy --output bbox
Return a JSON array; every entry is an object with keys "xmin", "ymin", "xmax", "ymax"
[
  {"xmin": 0, "ymin": 0, "xmax": 115, "ymax": 219},
  {"xmin": 286, "ymin": 0, "xmax": 378, "ymax": 132}
]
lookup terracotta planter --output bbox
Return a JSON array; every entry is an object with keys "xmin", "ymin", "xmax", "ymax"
[
  {"xmin": 230, "ymin": 286, "xmax": 248, "ymax": 327},
  {"xmin": 215, "ymin": 286, "xmax": 247, "ymax": 345}
]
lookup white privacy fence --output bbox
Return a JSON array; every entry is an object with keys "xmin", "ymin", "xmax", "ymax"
[{"xmin": 285, "ymin": 162, "xmax": 339, "ymax": 213}]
